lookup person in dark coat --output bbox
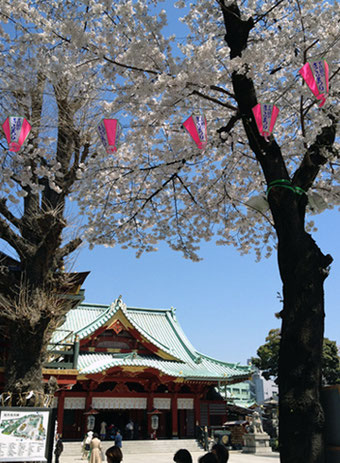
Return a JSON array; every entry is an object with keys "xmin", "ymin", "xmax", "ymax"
[
  {"xmin": 54, "ymin": 434, "xmax": 63, "ymax": 463},
  {"xmin": 114, "ymin": 430, "xmax": 123, "ymax": 448}
]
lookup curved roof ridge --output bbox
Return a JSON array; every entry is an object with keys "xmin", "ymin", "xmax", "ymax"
[
  {"xmin": 77, "ymin": 352, "xmax": 252, "ymax": 380},
  {"xmin": 197, "ymin": 351, "xmax": 253, "ymax": 370},
  {"xmin": 77, "ymin": 302, "xmax": 109, "ymax": 309},
  {"xmin": 122, "ymin": 307, "xmax": 180, "ymax": 358},
  {"xmin": 165, "ymin": 311, "xmax": 201, "ymax": 362},
  {"xmin": 127, "ymin": 306, "xmax": 170, "ymax": 313},
  {"xmin": 50, "ymin": 301, "xmax": 112, "ymax": 344},
  {"xmin": 75, "ymin": 299, "xmax": 119, "ymax": 339},
  {"xmin": 78, "ymin": 352, "xmax": 186, "ymax": 376}
]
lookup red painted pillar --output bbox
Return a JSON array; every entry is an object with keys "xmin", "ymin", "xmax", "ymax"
[
  {"xmin": 57, "ymin": 390, "xmax": 65, "ymax": 435},
  {"xmin": 171, "ymin": 394, "xmax": 178, "ymax": 438},
  {"xmin": 194, "ymin": 396, "xmax": 200, "ymax": 428}
]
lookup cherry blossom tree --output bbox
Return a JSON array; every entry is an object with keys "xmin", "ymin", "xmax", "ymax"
[
  {"xmin": 75, "ymin": 2, "xmax": 339, "ymax": 462},
  {"xmin": 0, "ymin": 1, "xmax": 339, "ymax": 462},
  {"xmin": 0, "ymin": 0, "xmax": 172, "ymax": 405},
  {"xmin": 0, "ymin": 1, "xmax": 100, "ymax": 404}
]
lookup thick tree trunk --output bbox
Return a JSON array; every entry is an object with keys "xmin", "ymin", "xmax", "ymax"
[
  {"xmin": 4, "ymin": 321, "xmax": 49, "ymax": 407},
  {"xmin": 277, "ymin": 229, "xmax": 330, "ymax": 463},
  {"xmin": 265, "ymin": 179, "xmax": 332, "ymax": 463}
]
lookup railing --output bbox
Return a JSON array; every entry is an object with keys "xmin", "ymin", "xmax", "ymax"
[
  {"xmin": 197, "ymin": 425, "xmax": 232, "ymax": 450},
  {"xmin": 44, "ymin": 335, "xmax": 80, "ymax": 369},
  {"xmin": 0, "ymin": 336, "xmax": 80, "ymax": 370}
]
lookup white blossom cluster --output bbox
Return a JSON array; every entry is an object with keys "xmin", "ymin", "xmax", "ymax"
[{"xmin": 0, "ymin": 0, "xmax": 339, "ymax": 261}]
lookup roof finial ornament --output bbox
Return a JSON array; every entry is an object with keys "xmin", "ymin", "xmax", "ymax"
[
  {"xmin": 170, "ymin": 306, "xmax": 176, "ymax": 318},
  {"xmin": 115, "ymin": 295, "xmax": 127, "ymax": 313}
]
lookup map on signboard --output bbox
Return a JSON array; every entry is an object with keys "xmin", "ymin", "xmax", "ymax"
[{"xmin": 0, "ymin": 410, "xmax": 50, "ymax": 462}]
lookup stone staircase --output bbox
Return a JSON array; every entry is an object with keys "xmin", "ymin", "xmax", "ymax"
[{"xmin": 63, "ymin": 439, "xmax": 203, "ymax": 456}]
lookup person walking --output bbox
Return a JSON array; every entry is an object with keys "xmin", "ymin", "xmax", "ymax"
[
  {"xmin": 125, "ymin": 419, "xmax": 134, "ymax": 440},
  {"xmin": 82, "ymin": 431, "xmax": 93, "ymax": 459},
  {"xmin": 106, "ymin": 446, "xmax": 123, "ymax": 463},
  {"xmin": 100, "ymin": 421, "xmax": 107, "ymax": 440},
  {"xmin": 89, "ymin": 433, "xmax": 103, "ymax": 463},
  {"xmin": 108, "ymin": 423, "xmax": 116, "ymax": 440},
  {"xmin": 54, "ymin": 434, "xmax": 63, "ymax": 463},
  {"xmin": 114, "ymin": 429, "xmax": 123, "ymax": 448}
]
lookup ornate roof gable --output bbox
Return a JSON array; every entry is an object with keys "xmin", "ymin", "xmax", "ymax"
[
  {"xmin": 58, "ymin": 297, "xmax": 181, "ymax": 361},
  {"xmin": 52, "ymin": 296, "xmax": 253, "ymax": 383}
]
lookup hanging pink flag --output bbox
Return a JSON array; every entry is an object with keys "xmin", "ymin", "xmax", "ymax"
[
  {"xmin": 2, "ymin": 116, "xmax": 32, "ymax": 152},
  {"xmin": 252, "ymin": 103, "xmax": 279, "ymax": 141},
  {"xmin": 299, "ymin": 60, "xmax": 329, "ymax": 107},
  {"xmin": 97, "ymin": 119, "xmax": 121, "ymax": 153},
  {"xmin": 183, "ymin": 114, "xmax": 207, "ymax": 150}
]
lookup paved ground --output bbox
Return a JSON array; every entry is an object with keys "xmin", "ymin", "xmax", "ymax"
[{"xmin": 60, "ymin": 450, "xmax": 280, "ymax": 463}]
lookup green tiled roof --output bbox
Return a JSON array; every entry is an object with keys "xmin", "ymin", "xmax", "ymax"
[
  {"xmin": 52, "ymin": 297, "xmax": 252, "ymax": 382},
  {"xmin": 78, "ymin": 352, "xmax": 250, "ymax": 381},
  {"xmin": 52, "ymin": 302, "xmax": 109, "ymax": 344}
]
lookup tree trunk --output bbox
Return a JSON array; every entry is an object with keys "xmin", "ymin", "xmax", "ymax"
[
  {"xmin": 4, "ymin": 321, "xmax": 49, "ymax": 407},
  {"xmin": 277, "ymin": 228, "xmax": 331, "ymax": 463}
]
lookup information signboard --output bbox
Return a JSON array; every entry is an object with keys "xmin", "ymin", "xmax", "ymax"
[{"xmin": 0, "ymin": 407, "xmax": 52, "ymax": 462}]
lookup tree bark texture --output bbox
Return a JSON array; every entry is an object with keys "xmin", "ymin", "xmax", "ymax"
[
  {"xmin": 272, "ymin": 189, "xmax": 331, "ymax": 463},
  {"xmin": 5, "ymin": 321, "xmax": 48, "ymax": 406}
]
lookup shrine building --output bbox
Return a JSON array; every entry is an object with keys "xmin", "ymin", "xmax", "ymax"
[{"xmin": 46, "ymin": 295, "xmax": 252, "ymax": 440}]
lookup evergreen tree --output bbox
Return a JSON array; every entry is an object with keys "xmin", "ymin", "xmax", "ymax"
[{"xmin": 252, "ymin": 330, "xmax": 340, "ymax": 385}]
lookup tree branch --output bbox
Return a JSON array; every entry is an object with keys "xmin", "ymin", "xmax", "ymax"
[
  {"xmin": 209, "ymin": 84, "xmax": 235, "ymax": 99},
  {"xmin": 191, "ymin": 89, "xmax": 237, "ymax": 111},
  {"xmin": 219, "ymin": 0, "xmax": 254, "ymax": 59},
  {"xmin": 0, "ymin": 199, "xmax": 21, "ymax": 230},
  {"xmin": 175, "ymin": 174, "xmax": 198, "ymax": 205},
  {"xmin": 292, "ymin": 116, "xmax": 338, "ymax": 192},
  {"xmin": 116, "ymin": 162, "xmax": 187, "ymax": 230},
  {"xmin": 56, "ymin": 238, "xmax": 82, "ymax": 262},
  {"xmin": 0, "ymin": 218, "xmax": 30, "ymax": 258},
  {"xmin": 220, "ymin": 1, "xmax": 290, "ymax": 185},
  {"xmin": 217, "ymin": 112, "xmax": 241, "ymax": 141},
  {"xmin": 253, "ymin": 0, "xmax": 287, "ymax": 25}
]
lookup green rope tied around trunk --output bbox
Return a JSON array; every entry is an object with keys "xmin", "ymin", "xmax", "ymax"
[
  {"xmin": 294, "ymin": 186, "xmax": 306, "ymax": 195},
  {"xmin": 266, "ymin": 179, "xmax": 306, "ymax": 198}
]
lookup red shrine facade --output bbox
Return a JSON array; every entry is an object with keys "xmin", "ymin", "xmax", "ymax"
[{"xmin": 39, "ymin": 297, "xmax": 252, "ymax": 440}]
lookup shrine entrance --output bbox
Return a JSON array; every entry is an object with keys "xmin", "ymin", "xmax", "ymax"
[
  {"xmin": 93, "ymin": 409, "xmax": 148, "ymax": 440},
  {"xmin": 157, "ymin": 410, "xmax": 172, "ymax": 438},
  {"xmin": 178, "ymin": 409, "xmax": 195, "ymax": 438},
  {"xmin": 63, "ymin": 409, "xmax": 84, "ymax": 440}
]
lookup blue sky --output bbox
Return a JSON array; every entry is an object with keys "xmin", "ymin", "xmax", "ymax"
[{"xmin": 73, "ymin": 208, "xmax": 340, "ymax": 365}]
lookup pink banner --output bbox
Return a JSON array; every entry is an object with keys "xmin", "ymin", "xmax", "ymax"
[
  {"xmin": 97, "ymin": 119, "xmax": 121, "ymax": 153},
  {"xmin": 183, "ymin": 115, "xmax": 207, "ymax": 150},
  {"xmin": 299, "ymin": 60, "xmax": 329, "ymax": 107},
  {"xmin": 252, "ymin": 103, "xmax": 279, "ymax": 141},
  {"xmin": 2, "ymin": 116, "xmax": 31, "ymax": 152}
]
